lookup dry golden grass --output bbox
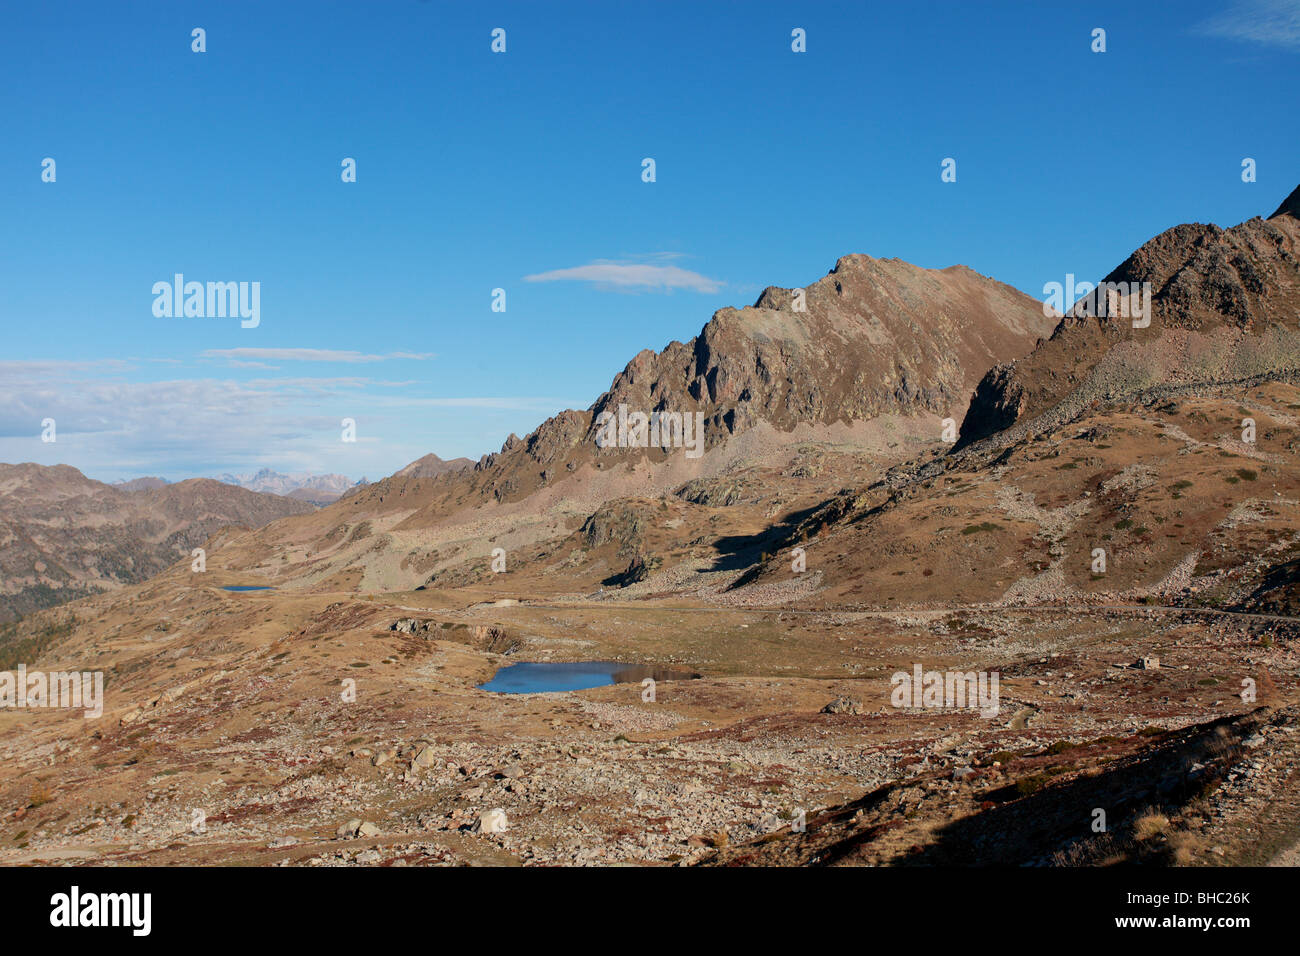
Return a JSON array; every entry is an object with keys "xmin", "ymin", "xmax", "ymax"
[
  {"xmin": 1169, "ymin": 830, "xmax": 1204, "ymax": 865},
  {"xmin": 1133, "ymin": 809, "xmax": 1170, "ymax": 841}
]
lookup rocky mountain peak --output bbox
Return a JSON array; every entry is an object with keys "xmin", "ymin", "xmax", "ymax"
[{"xmin": 960, "ymin": 184, "xmax": 1300, "ymax": 446}]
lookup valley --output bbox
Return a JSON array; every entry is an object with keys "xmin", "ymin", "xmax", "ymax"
[{"xmin": 3, "ymin": 189, "xmax": 1299, "ymax": 868}]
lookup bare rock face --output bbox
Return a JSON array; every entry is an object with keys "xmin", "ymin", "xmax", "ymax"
[
  {"xmin": 960, "ymin": 185, "xmax": 1300, "ymax": 446},
  {"xmin": 675, "ymin": 472, "xmax": 765, "ymax": 507},
  {"xmin": 590, "ymin": 255, "xmax": 1054, "ymax": 446},
  {"xmin": 1270, "ymin": 182, "xmax": 1300, "ymax": 221},
  {"xmin": 957, "ymin": 363, "xmax": 1027, "ymax": 448}
]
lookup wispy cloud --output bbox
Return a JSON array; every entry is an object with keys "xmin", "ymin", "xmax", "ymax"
[
  {"xmin": 524, "ymin": 254, "xmax": 723, "ymax": 293},
  {"xmin": 1195, "ymin": 0, "xmax": 1300, "ymax": 50},
  {"xmin": 377, "ymin": 396, "xmax": 580, "ymax": 410},
  {"xmin": 0, "ymin": 358, "xmax": 136, "ymax": 374},
  {"xmin": 202, "ymin": 348, "xmax": 436, "ymax": 363}
]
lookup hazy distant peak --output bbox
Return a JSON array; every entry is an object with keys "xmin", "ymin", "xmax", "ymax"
[
  {"xmin": 216, "ymin": 469, "xmax": 358, "ymax": 501},
  {"xmin": 113, "ymin": 476, "xmax": 170, "ymax": 492}
]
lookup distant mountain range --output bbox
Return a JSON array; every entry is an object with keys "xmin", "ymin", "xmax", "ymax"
[
  {"xmin": 211, "ymin": 469, "xmax": 368, "ymax": 505},
  {"xmin": 0, "ymin": 464, "xmax": 315, "ymax": 622},
  {"xmin": 1, "ymin": 457, "xmax": 478, "ymax": 621},
  {"xmin": 112, "ymin": 469, "xmax": 371, "ymax": 506}
]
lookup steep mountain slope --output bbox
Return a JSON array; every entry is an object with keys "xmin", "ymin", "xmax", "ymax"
[
  {"xmin": 723, "ymin": 186, "xmax": 1300, "ymax": 610},
  {"xmin": 961, "ymin": 186, "xmax": 1300, "ymax": 446},
  {"xmin": 342, "ymin": 255, "xmax": 1052, "ymax": 521},
  {"xmin": 0, "ymin": 464, "xmax": 314, "ymax": 621},
  {"xmin": 729, "ymin": 380, "xmax": 1300, "ymax": 610},
  {"xmin": 210, "ymin": 254, "xmax": 1055, "ymax": 593},
  {"xmin": 457, "ymin": 254, "xmax": 1054, "ymax": 506}
]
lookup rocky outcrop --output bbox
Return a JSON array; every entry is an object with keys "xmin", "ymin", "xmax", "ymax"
[
  {"xmin": 585, "ymin": 255, "xmax": 1053, "ymax": 451},
  {"xmin": 370, "ymin": 254, "xmax": 1053, "ymax": 509},
  {"xmin": 960, "ymin": 186, "xmax": 1300, "ymax": 446}
]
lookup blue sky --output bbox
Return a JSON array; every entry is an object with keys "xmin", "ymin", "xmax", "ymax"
[{"xmin": 2, "ymin": 0, "xmax": 1297, "ymax": 483}]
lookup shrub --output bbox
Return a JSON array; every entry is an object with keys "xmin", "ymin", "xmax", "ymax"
[{"xmin": 1015, "ymin": 773, "xmax": 1050, "ymax": 796}]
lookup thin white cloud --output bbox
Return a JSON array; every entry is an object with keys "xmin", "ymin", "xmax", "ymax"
[
  {"xmin": 0, "ymin": 363, "xmax": 578, "ymax": 480},
  {"xmin": 0, "ymin": 358, "xmax": 135, "ymax": 374},
  {"xmin": 203, "ymin": 348, "xmax": 436, "ymax": 363},
  {"xmin": 384, "ymin": 396, "xmax": 582, "ymax": 410},
  {"xmin": 524, "ymin": 257, "xmax": 723, "ymax": 293},
  {"xmin": 1195, "ymin": 0, "xmax": 1300, "ymax": 50}
]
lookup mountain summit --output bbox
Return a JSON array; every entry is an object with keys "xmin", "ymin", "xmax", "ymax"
[
  {"xmin": 443, "ymin": 253, "xmax": 1057, "ymax": 507},
  {"xmin": 961, "ymin": 184, "xmax": 1300, "ymax": 446}
]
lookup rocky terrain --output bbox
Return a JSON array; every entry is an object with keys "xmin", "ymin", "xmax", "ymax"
[
  {"xmin": 961, "ymin": 184, "xmax": 1300, "ymax": 447},
  {"xmin": 2, "ymin": 188, "xmax": 1298, "ymax": 868},
  {"xmin": 458, "ymin": 254, "xmax": 1054, "ymax": 507}
]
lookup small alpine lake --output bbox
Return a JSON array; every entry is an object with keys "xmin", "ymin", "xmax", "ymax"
[{"xmin": 478, "ymin": 660, "xmax": 701, "ymax": 694}]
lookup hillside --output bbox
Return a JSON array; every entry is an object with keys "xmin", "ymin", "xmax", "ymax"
[
  {"xmin": 0, "ymin": 464, "xmax": 314, "ymax": 621},
  {"xmin": 961, "ymin": 187, "xmax": 1300, "ymax": 447}
]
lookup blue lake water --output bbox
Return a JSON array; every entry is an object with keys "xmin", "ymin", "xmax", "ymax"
[
  {"xmin": 479, "ymin": 661, "xmax": 700, "ymax": 694},
  {"xmin": 222, "ymin": 585, "xmax": 275, "ymax": 591}
]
